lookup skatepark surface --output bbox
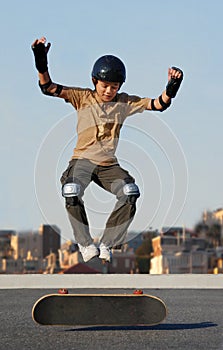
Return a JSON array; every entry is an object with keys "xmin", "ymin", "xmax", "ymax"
[{"xmin": 0, "ymin": 275, "xmax": 222, "ymax": 350}]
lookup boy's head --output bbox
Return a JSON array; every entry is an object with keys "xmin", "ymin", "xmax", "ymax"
[{"xmin": 92, "ymin": 55, "xmax": 126, "ymax": 102}]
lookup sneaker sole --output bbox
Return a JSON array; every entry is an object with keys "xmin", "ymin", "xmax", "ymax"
[
  {"xmin": 98, "ymin": 254, "xmax": 112, "ymax": 263},
  {"xmin": 83, "ymin": 251, "xmax": 99, "ymax": 263}
]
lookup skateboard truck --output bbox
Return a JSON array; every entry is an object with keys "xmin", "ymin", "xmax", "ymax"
[
  {"xmin": 58, "ymin": 288, "xmax": 69, "ymax": 294},
  {"xmin": 133, "ymin": 289, "xmax": 143, "ymax": 295}
]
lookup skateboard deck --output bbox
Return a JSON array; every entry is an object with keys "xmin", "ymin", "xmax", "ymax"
[{"xmin": 32, "ymin": 293, "xmax": 167, "ymax": 326}]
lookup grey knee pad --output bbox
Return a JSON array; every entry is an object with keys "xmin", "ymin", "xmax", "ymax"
[
  {"xmin": 123, "ymin": 183, "xmax": 140, "ymax": 204},
  {"xmin": 62, "ymin": 180, "xmax": 81, "ymax": 207}
]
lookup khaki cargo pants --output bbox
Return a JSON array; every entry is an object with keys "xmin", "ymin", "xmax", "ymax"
[{"xmin": 60, "ymin": 158, "xmax": 140, "ymax": 247}]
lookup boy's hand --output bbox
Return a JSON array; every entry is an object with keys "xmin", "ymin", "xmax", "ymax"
[
  {"xmin": 166, "ymin": 67, "xmax": 183, "ymax": 98},
  {"xmin": 31, "ymin": 37, "xmax": 51, "ymax": 74}
]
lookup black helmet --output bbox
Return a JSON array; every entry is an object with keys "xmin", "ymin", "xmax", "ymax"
[{"xmin": 91, "ymin": 55, "xmax": 126, "ymax": 84}]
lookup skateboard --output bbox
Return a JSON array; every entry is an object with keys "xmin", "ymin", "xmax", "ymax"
[{"xmin": 32, "ymin": 292, "xmax": 167, "ymax": 326}]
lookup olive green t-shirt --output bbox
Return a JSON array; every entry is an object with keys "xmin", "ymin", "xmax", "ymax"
[{"xmin": 66, "ymin": 87, "xmax": 149, "ymax": 165}]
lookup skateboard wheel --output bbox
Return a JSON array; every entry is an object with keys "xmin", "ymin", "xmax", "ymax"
[
  {"xmin": 133, "ymin": 289, "xmax": 143, "ymax": 295},
  {"xmin": 58, "ymin": 288, "xmax": 68, "ymax": 294}
]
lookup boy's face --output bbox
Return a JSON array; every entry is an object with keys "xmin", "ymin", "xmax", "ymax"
[{"xmin": 95, "ymin": 80, "xmax": 120, "ymax": 102}]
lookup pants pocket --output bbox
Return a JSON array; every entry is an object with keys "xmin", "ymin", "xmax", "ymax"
[{"xmin": 60, "ymin": 160, "xmax": 75, "ymax": 184}]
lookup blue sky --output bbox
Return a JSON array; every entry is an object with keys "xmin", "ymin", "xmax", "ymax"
[{"xmin": 1, "ymin": 0, "xmax": 223, "ymax": 241}]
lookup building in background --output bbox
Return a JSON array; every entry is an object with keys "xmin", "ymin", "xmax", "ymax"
[
  {"xmin": 0, "ymin": 225, "xmax": 60, "ymax": 273},
  {"xmin": 0, "ymin": 230, "xmax": 15, "ymax": 259},
  {"xmin": 150, "ymin": 227, "xmax": 211, "ymax": 274},
  {"xmin": 39, "ymin": 224, "xmax": 61, "ymax": 259},
  {"xmin": 0, "ymin": 223, "xmax": 221, "ymax": 274}
]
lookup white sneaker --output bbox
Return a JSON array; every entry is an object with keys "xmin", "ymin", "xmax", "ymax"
[
  {"xmin": 78, "ymin": 244, "xmax": 99, "ymax": 262},
  {"xmin": 99, "ymin": 243, "xmax": 112, "ymax": 262}
]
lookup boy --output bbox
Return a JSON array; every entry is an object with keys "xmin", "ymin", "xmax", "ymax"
[{"xmin": 32, "ymin": 37, "xmax": 183, "ymax": 263}]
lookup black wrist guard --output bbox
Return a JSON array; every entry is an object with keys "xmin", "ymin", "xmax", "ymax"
[
  {"xmin": 166, "ymin": 67, "xmax": 183, "ymax": 98},
  {"xmin": 32, "ymin": 42, "xmax": 48, "ymax": 73},
  {"xmin": 39, "ymin": 80, "xmax": 63, "ymax": 97}
]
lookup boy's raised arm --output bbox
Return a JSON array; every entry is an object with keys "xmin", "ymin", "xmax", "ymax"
[
  {"xmin": 147, "ymin": 67, "xmax": 183, "ymax": 112},
  {"xmin": 31, "ymin": 37, "xmax": 69, "ymax": 100}
]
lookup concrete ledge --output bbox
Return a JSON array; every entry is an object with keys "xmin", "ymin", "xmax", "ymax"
[{"xmin": 0, "ymin": 274, "xmax": 222, "ymax": 289}]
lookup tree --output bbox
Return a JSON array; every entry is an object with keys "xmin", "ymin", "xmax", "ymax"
[
  {"xmin": 207, "ymin": 223, "xmax": 221, "ymax": 248},
  {"xmin": 194, "ymin": 222, "xmax": 209, "ymax": 237},
  {"xmin": 194, "ymin": 221, "xmax": 221, "ymax": 247}
]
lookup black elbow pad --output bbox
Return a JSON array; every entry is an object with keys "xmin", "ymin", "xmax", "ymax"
[{"xmin": 39, "ymin": 80, "xmax": 63, "ymax": 97}]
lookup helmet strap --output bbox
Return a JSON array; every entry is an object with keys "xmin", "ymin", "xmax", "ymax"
[{"xmin": 92, "ymin": 77, "xmax": 98, "ymax": 89}]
